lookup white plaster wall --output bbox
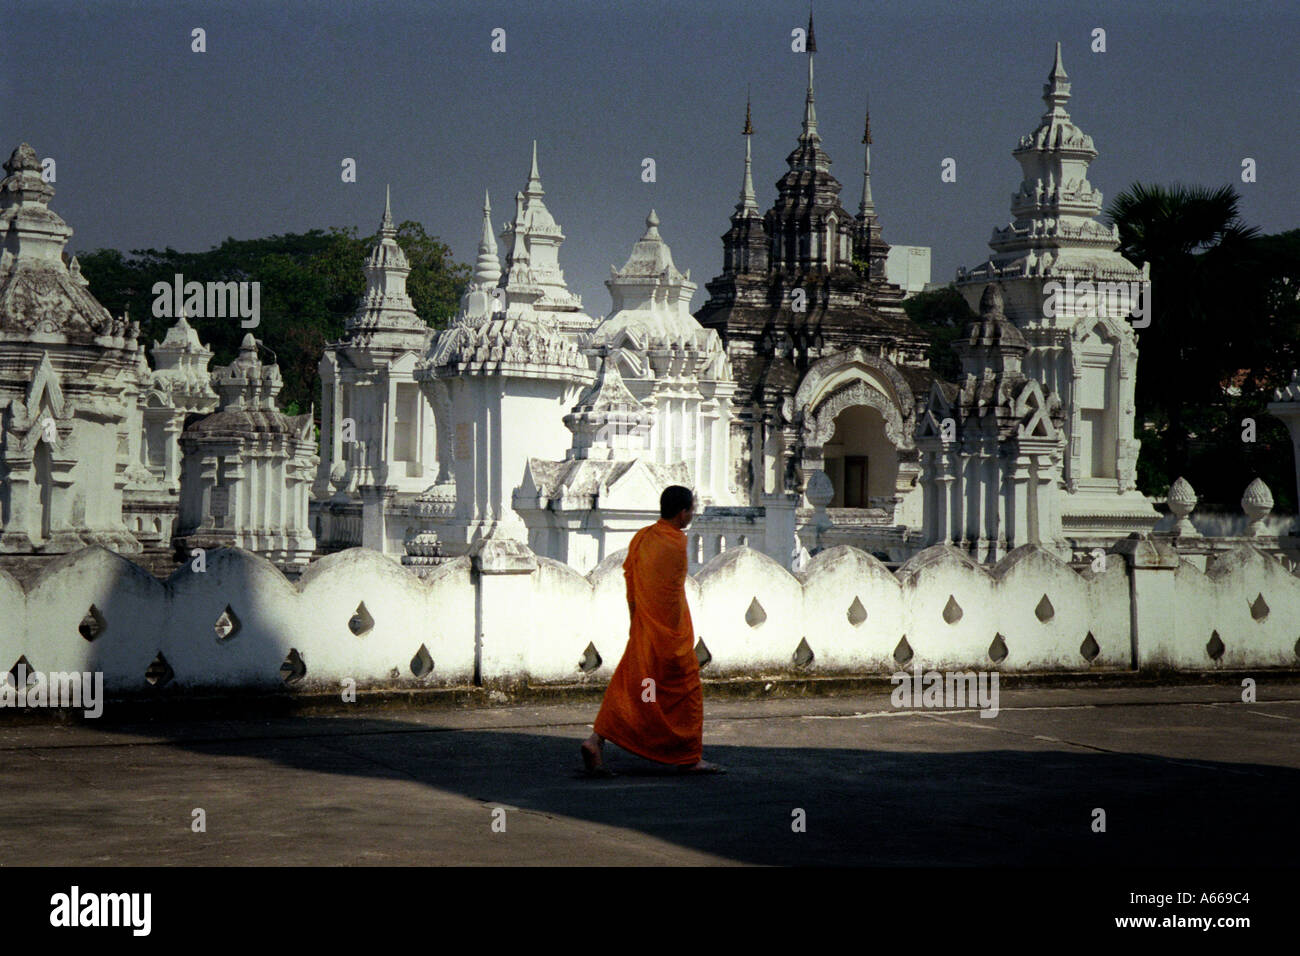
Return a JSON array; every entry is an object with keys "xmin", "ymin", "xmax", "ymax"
[
  {"xmin": 693, "ymin": 547, "xmax": 804, "ymax": 674},
  {"xmin": 0, "ymin": 567, "xmax": 26, "ymax": 673},
  {"xmin": 165, "ymin": 547, "xmax": 302, "ymax": 688},
  {"xmin": 5, "ymin": 541, "xmax": 1296, "ymax": 696},
  {"xmin": 800, "ymin": 546, "xmax": 906, "ymax": 671},
  {"xmin": 292, "ymin": 548, "xmax": 473, "ymax": 687},
  {"xmin": 1155, "ymin": 547, "xmax": 1300, "ymax": 668},
  {"xmin": 524, "ymin": 557, "xmax": 596, "ymax": 682},
  {"xmin": 23, "ymin": 547, "xmax": 165, "ymax": 688}
]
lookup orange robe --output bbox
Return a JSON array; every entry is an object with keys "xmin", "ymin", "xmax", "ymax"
[{"xmin": 593, "ymin": 518, "xmax": 703, "ymax": 766}]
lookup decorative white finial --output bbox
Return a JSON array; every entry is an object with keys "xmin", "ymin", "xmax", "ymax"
[
  {"xmin": 1167, "ymin": 477, "xmax": 1200, "ymax": 538},
  {"xmin": 475, "ymin": 190, "xmax": 501, "ymax": 288},
  {"xmin": 380, "ymin": 184, "xmax": 395, "ymax": 236},
  {"xmin": 527, "ymin": 140, "xmax": 543, "ymax": 196},
  {"xmin": 1242, "ymin": 478, "xmax": 1274, "ymax": 537},
  {"xmin": 1043, "ymin": 41, "xmax": 1072, "ymax": 114}
]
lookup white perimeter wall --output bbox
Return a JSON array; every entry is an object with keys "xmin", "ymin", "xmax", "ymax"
[{"xmin": 2, "ymin": 540, "xmax": 1297, "ymax": 694}]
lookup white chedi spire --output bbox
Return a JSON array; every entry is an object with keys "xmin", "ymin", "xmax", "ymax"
[
  {"xmin": 1043, "ymin": 41, "xmax": 1071, "ymax": 117},
  {"xmin": 526, "ymin": 139, "xmax": 544, "ymax": 198},
  {"xmin": 454, "ymin": 190, "xmax": 504, "ymax": 323},
  {"xmin": 586, "ymin": 211, "xmax": 716, "ymax": 353},
  {"xmin": 800, "ymin": 8, "xmax": 819, "ymax": 143},
  {"xmin": 497, "ymin": 140, "xmax": 592, "ymax": 333},
  {"xmin": 474, "ymin": 190, "xmax": 501, "ymax": 288},
  {"xmin": 957, "ymin": 43, "xmax": 1148, "ymax": 288},
  {"xmin": 345, "ymin": 188, "xmax": 427, "ymax": 343},
  {"xmin": 381, "ymin": 183, "xmax": 395, "ymax": 234}
]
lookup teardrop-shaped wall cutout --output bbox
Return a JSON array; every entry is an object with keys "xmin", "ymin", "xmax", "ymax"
[
  {"xmin": 145, "ymin": 652, "xmax": 174, "ymax": 688},
  {"xmin": 1035, "ymin": 594, "xmax": 1055, "ymax": 623},
  {"xmin": 214, "ymin": 605, "xmax": 241, "ymax": 641},
  {"xmin": 695, "ymin": 638, "xmax": 712, "ymax": 668},
  {"xmin": 793, "ymin": 637, "xmax": 814, "ymax": 668},
  {"xmin": 988, "ymin": 633, "xmax": 1009, "ymax": 664},
  {"xmin": 1250, "ymin": 594, "xmax": 1269, "ymax": 621},
  {"xmin": 411, "ymin": 644, "xmax": 435, "ymax": 678},
  {"xmin": 79, "ymin": 605, "xmax": 106, "ymax": 642},
  {"xmin": 280, "ymin": 648, "xmax": 307, "ymax": 684},
  {"xmin": 846, "ymin": 596, "xmax": 868, "ymax": 626},
  {"xmin": 1206, "ymin": 631, "xmax": 1225, "ymax": 661},
  {"xmin": 1080, "ymin": 632, "xmax": 1100, "ymax": 663},
  {"xmin": 578, "ymin": 642, "xmax": 602, "ymax": 674},
  {"xmin": 349, "ymin": 601, "xmax": 375, "ymax": 637},
  {"xmin": 942, "ymin": 596, "xmax": 963, "ymax": 625},
  {"xmin": 893, "ymin": 635, "xmax": 914, "ymax": 667},
  {"xmin": 7, "ymin": 656, "xmax": 34, "ymax": 688},
  {"xmin": 745, "ymin": 597, "xmax": 767, "ymax": 628}
]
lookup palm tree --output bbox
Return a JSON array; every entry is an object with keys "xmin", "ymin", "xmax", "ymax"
[{"xmin": 1106, "ymin": 183, "xmax": 1260, "ymax": 487}]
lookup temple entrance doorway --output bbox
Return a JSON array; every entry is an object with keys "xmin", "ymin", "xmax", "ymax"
[{"xmin": 823, "ymin": 404, "xmax": 897, "ymax": 509}]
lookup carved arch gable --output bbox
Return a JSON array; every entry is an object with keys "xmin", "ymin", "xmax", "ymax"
[
  {"xmin": 794, "ymin": 346, "xmax": 916, "ymax": 417},
  {"xmin": 804, "ymin": 379, "xmax": 911, "ymax": 449}
]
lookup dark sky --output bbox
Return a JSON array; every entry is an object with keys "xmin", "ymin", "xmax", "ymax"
[{"xmin": 7, "ymin": 0, "xmax": 1297, "ymax": 315}]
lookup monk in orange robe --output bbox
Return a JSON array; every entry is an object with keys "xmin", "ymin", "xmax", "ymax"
[{"xmin": 580, "ymin": 486, "xmax": 723, "ymax": 776}]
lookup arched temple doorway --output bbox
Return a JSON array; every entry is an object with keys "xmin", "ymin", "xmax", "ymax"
[{"xmin": 823, "ymin": 404, "xmax": 898, "ymax": 508}]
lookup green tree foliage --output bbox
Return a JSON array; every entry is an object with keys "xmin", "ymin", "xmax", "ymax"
[
  {"xmin": 1107, "ymin": 183, "xmax": 1300, "ymax": 508},
  {"xmin": 901, "ymin": 285, "xmax": 974, "ymax": 381},
  {"xmin": 77, "ymin": 223, "xmax": 469, "ymax": 417}
]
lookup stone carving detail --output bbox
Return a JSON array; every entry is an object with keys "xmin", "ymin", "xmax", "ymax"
[{"xmin": 805, "ymin": 379, "xmax": 910, "ymax": 449}]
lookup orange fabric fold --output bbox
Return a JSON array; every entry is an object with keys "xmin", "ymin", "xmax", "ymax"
[{"xmin": 593, "ymin": 518, "xmax": 703, "ymax": 766}]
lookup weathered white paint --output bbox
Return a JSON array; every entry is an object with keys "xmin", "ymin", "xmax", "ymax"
[{"xmin": 5, "ymin": 536, "xmax": 1294, "ymax": 695}]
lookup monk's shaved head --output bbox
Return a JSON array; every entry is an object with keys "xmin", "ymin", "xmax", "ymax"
[{"xmin": 660, "ymin": 485, "xmax": 695, "ymax": 521}]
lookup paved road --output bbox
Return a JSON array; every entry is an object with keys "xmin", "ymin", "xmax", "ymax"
[{"xmin": 1, "ymin": 682, "xmax": 1296, "ymax": 865}]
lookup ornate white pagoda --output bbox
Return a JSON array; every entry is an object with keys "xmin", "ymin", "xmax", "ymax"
[
  {"xmin": 582, "ymin": 210, "xmax": 737, "ymax": 506},
  {"xmin": 0, "ymin": 143, "xmax": 142, "ymax": 554},
  {"xmin": 497, "ymin": 142, "xmax": 597, "ymax": 339},
  {"xmin": 916, "ymin": 284, "xmax": 1069, "ymax": 562},
  {"xmin": 178, "ymin": 334, "xmax": 317, "ymax": 566},
  {"xmin": 416, "ymin": 170, "xmax": 596, "ymax": 547},
  {"xmin": 313, "ymin": 189, "xmax": 439, "ymax": 555},
  {"xmin": 956, "ymin": 43, "xmax": 1157, "ymax": 549}
]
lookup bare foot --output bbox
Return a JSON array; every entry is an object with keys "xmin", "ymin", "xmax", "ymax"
[
  {"xmin": 679, "ymin": 759, "xmax": 726, "ymax": 774},
  {"xmin": 580, "ymin": 734, "xmax": 614, "ymax": 777}
]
